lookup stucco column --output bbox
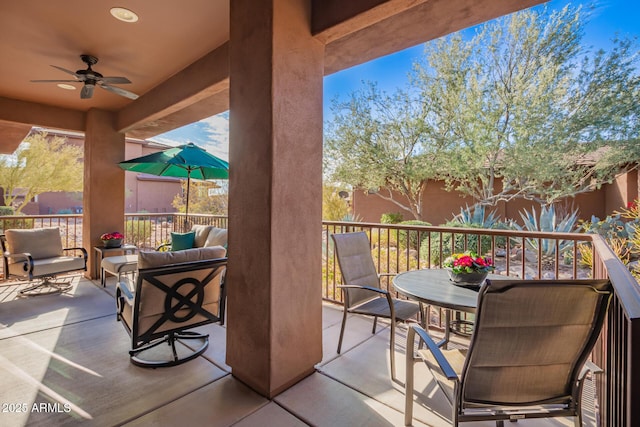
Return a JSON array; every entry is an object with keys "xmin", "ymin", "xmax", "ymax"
[
  {"xmin": 226, "ymin": 0, "xmax": 324, "ymax": 397},
  {"xmin": 83, "ymin": 109, "xmax": 125, "ymax": 279}
]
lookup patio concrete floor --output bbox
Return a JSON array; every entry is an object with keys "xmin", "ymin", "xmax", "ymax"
[{"xmin": 0, "ymin": 274, "xmax": 597, "ymax": 427}]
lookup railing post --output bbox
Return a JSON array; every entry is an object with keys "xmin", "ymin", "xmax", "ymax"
[{"xmin": 628, "ymin": 317, "xmax": 640, "ymax": 426}]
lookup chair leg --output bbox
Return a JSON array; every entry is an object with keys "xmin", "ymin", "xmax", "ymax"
[
  {"xmin": 372, "ymin": 316, "xmax": 378, "ymax": 333},
  {"xmin": 389, "ymin": 319, "xmax": 396, "ymax": 380},
  {"xmin": 337, "ymin": 306, "xmax": 348, "ymax": 354},
  {"xmin": 18, "ymin": 277, "xmax": 72, "ymax": 296},
  {"xmin": 405, "ymin": 326, "xmax": 416, "ymax": 426}
]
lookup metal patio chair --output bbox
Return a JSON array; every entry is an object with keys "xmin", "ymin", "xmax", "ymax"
[
  {"xmin": 332, "ymin": 231, "xmax": 421, "ymax": 381},
  {"xmin": 116, "ymin": 247, "xmax": 227, "ymax": 367},
  {"xmin": 405, "ymin": 278, "xmax": 612, "ymax": 426}
]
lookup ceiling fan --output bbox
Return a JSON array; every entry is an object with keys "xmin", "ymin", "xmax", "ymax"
[{"xmin": 31, "ymin": 54, "xmax": 139, "ymax": 100}]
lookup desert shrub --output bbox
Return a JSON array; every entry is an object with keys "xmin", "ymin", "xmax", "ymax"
[
  {"xmin": 397, "ymin": 220, "xmax": 431, "ymax": 250},
  {"xmin": 372, "ymin": 247, "xmax": 420, "ymax": 277},
  {"xmin": 0, "ymin": 212, "xmax": 34, "ymax": 231},
  {"xmin": 125, "ymin": 219, "xmax": 152, "ymax": 246},
  {"xmin": 369, "ymin": 228, "xmax": 400, "ymax": 251},
  {"xmin": 421, "ymin": 222, "xmax": 511, "ymax": 266},
  {"xmin": 380, "ymin": 212, "xmax": 403, "ymax": 224},
  {"xmin": 0, "ymin": 206, "xmax": 14, "ymax": 216},
  {"xmin": 579, "ymin": 214, "xmax": 637, "ymax": 240}
]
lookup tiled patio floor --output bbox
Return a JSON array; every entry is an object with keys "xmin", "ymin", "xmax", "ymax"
[{"xmin": 0, "ymin": 274, "xmax": 596, "ymax": 426}]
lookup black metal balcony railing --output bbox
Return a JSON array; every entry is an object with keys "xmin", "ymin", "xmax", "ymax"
[{"xmin": 0, "ymin": 214, "xmax": 638, "ymax": 426}]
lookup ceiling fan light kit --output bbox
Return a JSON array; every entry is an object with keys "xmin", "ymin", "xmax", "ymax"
[{"xmin": 30, "ymin": 54, "xmax": 139, "ymax": 100}]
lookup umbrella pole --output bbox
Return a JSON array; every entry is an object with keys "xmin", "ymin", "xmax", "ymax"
[{"xmin": 185, "ymin": 173, "xmax": 191, "ymax": 229}]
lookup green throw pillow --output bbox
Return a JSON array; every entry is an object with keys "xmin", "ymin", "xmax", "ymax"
[{"xmin": 171, "ymin": 231, "xmax": 195, "ymax": 251}]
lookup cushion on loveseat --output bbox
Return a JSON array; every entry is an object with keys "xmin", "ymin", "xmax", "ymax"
[
  {"xmin": 138, "ymin": 246, "xmax": 226, "ymax": 269},
  {"xmin": 191, "ymin": 225, "xmax": 214, "ymax": 248},
  {"xmin": 170, "ymin": 231, "xmax": 195, "ymax": 251},
  {"xmin": 204, "ymin": 227, "xmax": 227, "ymax": 248}
]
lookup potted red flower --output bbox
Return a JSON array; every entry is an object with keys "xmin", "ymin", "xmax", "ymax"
[
  {"xmin": 100, "ymin": 231, "xmax": 124, "ymax": 248},
  {"xmin": 443, "ymin": 251, "xmax": 494, "ymax": 285}
]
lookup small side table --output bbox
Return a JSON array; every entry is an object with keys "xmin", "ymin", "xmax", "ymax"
[{"xmin": 94, "ymin": 244, "xmax": 138, "ymax": 281}]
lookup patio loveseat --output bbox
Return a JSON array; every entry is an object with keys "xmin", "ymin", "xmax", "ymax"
[{"xmin": 159, "ymin": 224, "xmax": 228, "ymax": 252}]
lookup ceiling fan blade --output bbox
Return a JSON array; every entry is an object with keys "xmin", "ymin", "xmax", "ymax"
[
  {"xmin": 100, "ymin": 84, "xmax": 139, "ymax": 100},
  {"xmin": 51, "ymin": 65, "xmax": 82, "ymax": 79},
  {"xmin": 101, "ymin": 76, "xmax": 131, "ymax": 85},
  {"xmin": 80, "ymin": 84, "xmax": 95, "ymax": 99},
  {"xmin": 30, "ymin": 79, "xmax": 79, "ymax": 83}
]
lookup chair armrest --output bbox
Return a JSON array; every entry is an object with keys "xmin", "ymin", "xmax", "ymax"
[
  {"xmin": 3, "ymin": 251, "xmax": 35, "ymax": 275},
  {"xmin": 409, "ymin": 324, "xmax": 458, "ymax": 380},
  {"xmin": 337, "ymin": 284, "xmax": 389, "ymax": 295},
  {"xmin": 63, "ymin": 247, "xmax": 88, "ymax": 260},
  {"xmin": 116, "ymin": 280, "xmax": 135, "ymax": 304},
  {"xmin": 378, "ymin": 273, "xmax": 396, "ymax": 278},
  {"xmin": 579, "ymin": 360, "xmax": 603, "ymax": 380},
  {"xmin": 4, "ymin": 251, "xmax": 32, "ymax": 263}
]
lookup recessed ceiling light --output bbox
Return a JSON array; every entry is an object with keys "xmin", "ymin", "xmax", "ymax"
[
  {"xmin": 57, "ymin": 84, "xmax": 76, "ymax": 90},
  {"xmin": 110, "ymin": 7, "xmax": 139, "ymax": 23}
]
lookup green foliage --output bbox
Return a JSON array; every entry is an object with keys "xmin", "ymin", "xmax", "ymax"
[
  {"xmin": 0, "ymin": 206, "xmax": 14, "ymax": 216},
  {"xmin": 381, "ymin": 212, "xmax": 403, "ymax": 224},
  {"xmin": 416, "ymin": 5, "xmax": 640, "ymax": 205},
  {"xmin": 172, "ymin": 180, "xmax": 228, "ymax": 215},
  {"xmin": 125, "ymin": 219, "xmax": 152, "ymax": 246},
  {"xmin": 0, "ymin": 131, "xmax": 83, "ymax": 213},
  {"xmin": 422, "ymin": 223, "xmax": 502, "ymax": 266},
  {"xmin": 579, "ymin": 214, "xmax": 638, "ymax": 240},
  {"xmin": 579, "ymin": 199, "xmax": 640, "ymax": 273},
  {"xmin": 325, "ymin": 81, "xmax": 447, "ymax": 220},
  {"xmin": 397, "ymin": 220, "xmax": 431, "ymax": 250},
  {"xmin": 0, "ymin": 215, "xmax": 34, "ymax": 231}
]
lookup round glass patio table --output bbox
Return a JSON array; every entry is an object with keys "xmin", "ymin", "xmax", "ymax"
[{"xmin": 392, "ymin": 269, "xmax": 502, "ymax": 347}]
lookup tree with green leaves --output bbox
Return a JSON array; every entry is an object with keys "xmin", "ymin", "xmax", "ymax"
[
  {"xmin": 325, "ymin": 4, "xmax": 640, "ymax": 215},
  {"xmin": 172, "ymin": 180, "xmax": 228, "ymax": 215},
  {"xmin": 322, "ymin": 184, "xmax": 351, "ymax": 221},
  {"xmin": 0, "ymin": 131, "xmax": 83, "ymax": 213},
  {"xmin": 325, "ymin": 83, "xmax": 448, "ymax": 220}
]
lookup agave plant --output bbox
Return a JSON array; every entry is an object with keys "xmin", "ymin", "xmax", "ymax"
[
  {"xmin": 515, "ymin": 205, "xmax": 579, "ymax": 258},
  {"xmin": 453, "ymin": 204, "xmax": 500, "ymax": 228}
]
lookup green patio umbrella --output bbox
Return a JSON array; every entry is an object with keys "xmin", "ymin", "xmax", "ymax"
[{"xmin": 118, "ymin": 142, "xmax": 229, "ymax": 217}]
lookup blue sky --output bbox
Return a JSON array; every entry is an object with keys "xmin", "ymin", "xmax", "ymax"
[{"xmin": 151, "ymin": 0, "xmax": 639, "ymax": 161}]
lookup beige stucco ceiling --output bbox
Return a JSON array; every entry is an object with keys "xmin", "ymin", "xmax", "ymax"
[
  {"xmin": 0, "ymin": 0, "xmax": 229, "ymax": 112},
  {"xmin": 0, "ymin": 0, "xmax": 545, "ymax": 151}
]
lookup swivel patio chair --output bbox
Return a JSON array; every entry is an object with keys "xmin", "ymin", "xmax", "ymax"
[
  {"xmin": 116, "ymin": 246, "xmax": 227, "ymax": 367},
  {"xmin": 332, "ymin": 231, "xmax": 421, "ymax": 380},
  {"xmin": 405, "ymin": 278, "xmax": 612, "ymax": 427},
  {"xmin": 1, "ymin": 228, "xmax": 88, "ymax": 296}
]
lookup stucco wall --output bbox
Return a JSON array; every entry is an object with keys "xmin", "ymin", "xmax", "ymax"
[{"xmin": 352, "ymin": 175, "xmax": 635, "ymax": 226}]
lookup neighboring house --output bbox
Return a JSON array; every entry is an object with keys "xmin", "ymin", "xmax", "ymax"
[
  {"xmin": 16, "ymin": 129, "xmax": 182, "ymax": 215},
  {"xmin": 352, "ymin": 169, "xmax": 639, "ymax": 225}
]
